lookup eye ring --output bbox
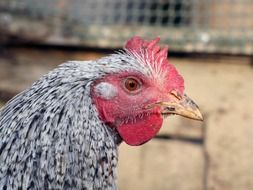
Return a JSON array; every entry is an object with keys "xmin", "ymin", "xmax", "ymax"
[{"xmin": 123, "ymin": 77, "xmax": 142, "ymax": 93}]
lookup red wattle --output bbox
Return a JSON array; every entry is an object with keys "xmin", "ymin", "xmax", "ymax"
[{"xmin": 117, "ymin": 114, "xmax": 163, "ymax": 146}]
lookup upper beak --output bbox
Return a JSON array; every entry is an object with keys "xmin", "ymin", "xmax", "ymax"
[{"xmin": 147, "ymin": 91, "xmax": 203, "ymax": 121}]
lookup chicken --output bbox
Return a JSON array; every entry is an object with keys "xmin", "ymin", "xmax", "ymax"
[{"xmin": 0, "ymin": 36, "xmax": 203, "ymax": 189}]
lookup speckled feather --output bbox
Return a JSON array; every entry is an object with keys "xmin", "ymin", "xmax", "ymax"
[
  {"xmin": 0, "ymin": 37, "xmax": 179, "ymax": 190},
  {"xmin": 0, "ymin": 52, "xmax": 153, "ymax": 190}
]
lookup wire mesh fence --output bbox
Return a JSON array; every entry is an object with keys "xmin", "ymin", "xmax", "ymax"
[{"xmin": 0, "ymin": 0, "xmax": 252, "ymax": 54}]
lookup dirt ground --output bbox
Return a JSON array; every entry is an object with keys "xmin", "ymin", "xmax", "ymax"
[{"xmin": 0, "ymin": 48, "xmax": 253, "ymax": 190}]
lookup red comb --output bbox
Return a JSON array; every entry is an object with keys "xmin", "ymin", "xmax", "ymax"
[
  {"xmin": 125, "ymin": 36, "xmax": 169, "ymax": 69},
  {"xmin": 124, "ymin": 36, "xmax": 184, "ymax": 95}
]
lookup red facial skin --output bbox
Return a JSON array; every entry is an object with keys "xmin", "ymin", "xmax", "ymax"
[
  {"xmin": 92, "ymin": 36, "xmax": 184, "ymax": 146},
  {"xmin": 92, "ymin": 70, "xmax": 184, "ymax": 146}
]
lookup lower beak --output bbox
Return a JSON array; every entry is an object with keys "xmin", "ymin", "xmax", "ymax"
[{"xmin": 147, "ymin": 93, "xmax": 203, "ymax": 121}]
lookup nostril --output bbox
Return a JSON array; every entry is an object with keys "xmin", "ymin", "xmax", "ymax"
[{"xmin": 165, "ymin": 107, "xmax": 175, "ymax": 112}]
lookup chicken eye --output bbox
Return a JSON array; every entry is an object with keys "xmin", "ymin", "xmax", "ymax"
[{"xmin": 124, "ymin": 78, "xmax": 140, "ymax": 92}]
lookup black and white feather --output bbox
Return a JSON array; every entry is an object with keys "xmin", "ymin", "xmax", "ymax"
[{"xmin": 0, "ymin": 52, "xmax": 151, "ymax": 190}]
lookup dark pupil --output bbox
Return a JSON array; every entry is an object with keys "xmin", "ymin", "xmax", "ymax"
[{"xmin": 129, "ymin": 81, "xmax": 136, "ymax": 88}]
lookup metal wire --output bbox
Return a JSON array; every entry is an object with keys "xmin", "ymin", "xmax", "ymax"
[{"xmin": 0, "ymin": 0, "xmax": 252, "ymax": 54}]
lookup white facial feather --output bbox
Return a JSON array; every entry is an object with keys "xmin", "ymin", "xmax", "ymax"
[{"xmin": 95, "ymin": 82, "xmax": 117, "ymax": 100}]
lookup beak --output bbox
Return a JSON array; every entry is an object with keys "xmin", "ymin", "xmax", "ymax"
[{"xmin": 147, "ymin": 91, "xmax": 203, "ymax": 121}]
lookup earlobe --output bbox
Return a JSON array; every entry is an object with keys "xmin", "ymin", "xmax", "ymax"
[{"xmin": 94, "ymin": 82, "xmax": 117, "ymax": 100}]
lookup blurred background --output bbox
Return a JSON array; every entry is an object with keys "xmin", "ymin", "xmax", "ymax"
[{"xmin": 0, "ymin": 0, "xmax": 253, "ymax": 189}]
